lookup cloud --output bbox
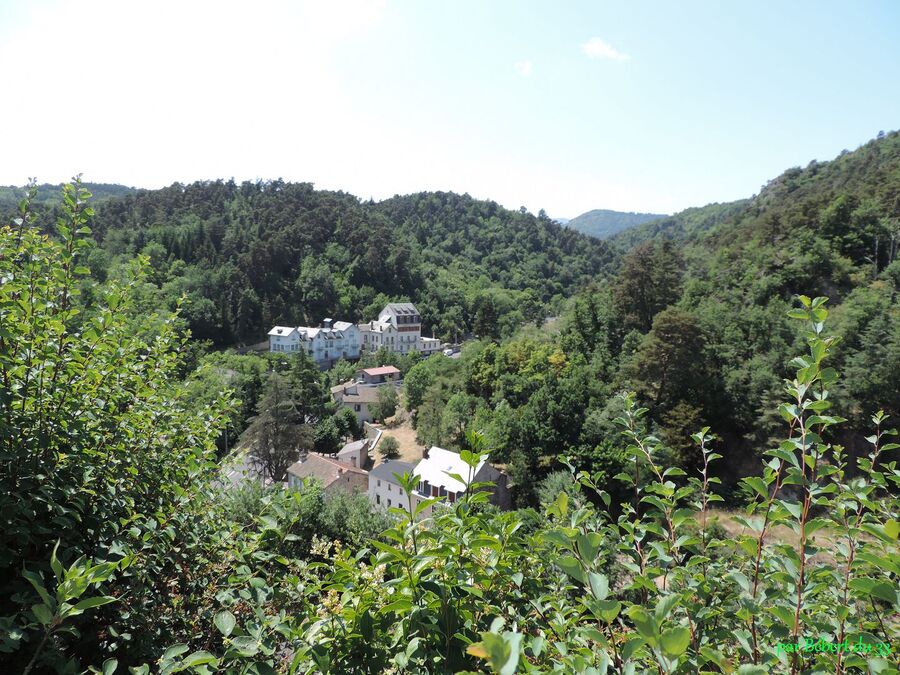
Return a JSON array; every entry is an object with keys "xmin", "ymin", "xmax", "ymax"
[
  {"xmin": 581, "ymin": 37, "xmax": 629, "ymax": 61},
  {"xmin": 514, "ymin": 60, "xmax": 533, "ymax": 77}
]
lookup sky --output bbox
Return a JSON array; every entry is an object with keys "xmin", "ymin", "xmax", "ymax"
[{"xmin": 1, "ymin": 1, "xmax": 898, "ymax": 218}]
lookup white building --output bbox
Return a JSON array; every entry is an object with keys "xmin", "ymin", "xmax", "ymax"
[
  {"xmin": 358, "ymin": 303, "xmax": 442, "ymax": 356},
  {"xmin": 368, "ymin": 460, "xmax": 416, "ymax": 512},
  {"xmin": 365, "ymin": 446, "xmax": 510, "ymax": 518},
  {"xmin": 268, "ymin": 319, "xmax": 360, "ymax": 368}
]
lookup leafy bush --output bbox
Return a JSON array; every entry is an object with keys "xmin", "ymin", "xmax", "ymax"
[{"xmin": 379, "ymin": 435, "xmax": 400, "ymax": 460}]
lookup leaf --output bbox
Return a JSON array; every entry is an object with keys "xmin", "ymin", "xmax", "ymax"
[
  {"xmin": 468, "ymin": 632, "xmax": 523, "ymax": 675},
  {"xmin": 556, "ymin": 555, "xmax": 585, "ymax": 584},
  {"xmin": 588, "ymin": 572, "xmax": 609, "ymax": 601},
  {"xmin": 659, "ymin": 626, "xmax": 690, "ymax": 656},
  {"xmin": 593, "ymin": 599, "xmax": 621, "ymax": 623},
  {"xmin": 102, "ymin": 658, "xmax": 118, "ymax": 675},
  {"xmin": 884, "ymin": 519, "xmax": 899, "ymax": 540},
  {"xmin": 626, "ymin": 606, "xmax": 657, "ymax": 642},
  {"xmin": 50, "ymin": 541, "xmax": 64, "ymax": 581},
  {"xmin": 32, "ymin": 603, "xmax": 53, "ymax": 626},
  {"xmin": 23, "ymin": 570, "xmax": 53, "ymax": 607},
  {"xmin": 228, "ymin": 635, "xmax": 259, "ymax": 657},
  {"xmin": 180, "ymin": 651, "xmax": 218, "ymax": 668},
  {"xmin": 73, "ymin": 595, "xmax": 117, "ymax": 611},
  {"xmin": 654, "ymin": 594, "xmax": 679, "ymax": 622},
  {"xmin": 163, "ymin": 644, "xmax": 189, "ymax": 660},
  {"xmin": 214, "ymin": 610, "xmax": 236, "ymax": 637},
  {"xmin": 742, "ymin": 476, "xmax": 769, "ymax": 499}
]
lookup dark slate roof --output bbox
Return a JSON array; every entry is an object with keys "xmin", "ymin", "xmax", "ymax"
[{"xmin": 369, "ymin": 460, "xmax": 416, "ymax": 482}]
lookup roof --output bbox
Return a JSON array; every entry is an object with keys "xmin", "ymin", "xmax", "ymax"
[
  {"xmin": 340, "ymin": 386, "xmax": 382, "ymax": 403},
  {"xmin": 338, "ymin": 439, "xmax": 368, "ymax": 456},
  {"xmin": 333, "ymin": 321, "xmax": 354, "ymax": 331},
  {"xmin": 286, "ymin": 454, "xmax": 367, "ymax": 488},
  {"xmin": 268, "ymin": 326, "xmax": 296, "ymax": 337},
  {"xmin": 384, "ymin": 302, "xmax": 419, "ymax": 316},
  {"xmin": 412, "ymin": 446, "xmax": 486, "ymax": 494},
  {"xmin": 360, "ymin": 366, "xmax": 400, "ymax": 376},
  {"xmin": 369, "ymin": 460, "xmax": 416, "ymax": 482},
  {"xmin": 359, "ymin": 319, "xmax": 392, "ymax": 333}
]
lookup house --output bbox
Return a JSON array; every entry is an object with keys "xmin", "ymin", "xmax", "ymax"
[
  {"xmin": 368, "ymin": 460, "xmax": 416, "ymax": 512},
  {"xmin": 286, "ymin": 454, "xmax": 368, "ymax": 495},
  {"xmin": 409, "ymin": 446, "xmax": 510, "ymax": 518},
  {"xmin": 268, "ymin": 318, "xmax": 361, "ymax": 368},
  {"xmin": 357, "ymin": 365, "xmax": 401, "ymax": 385},
  {"xmin": 331, "ymin": 380, "xmax": 387, "ymax": 425},
  {"xmin": 336, "ymin": 438, "xmax": 370, "ymax": 469},
  {"xmin": 358, "ymin": 303, "xmax": 442, "ymax": 356}
]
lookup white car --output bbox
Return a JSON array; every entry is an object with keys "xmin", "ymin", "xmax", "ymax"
[{"xmin": 442, "ymin": 348, "xmax": 454, "ymax": 356}]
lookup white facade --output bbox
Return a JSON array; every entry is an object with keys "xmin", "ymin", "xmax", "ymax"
[
  {"xmin": 358, "ymin": 303, "xmax": 442, "ymax": 356},
  {"xmin": 368, "ymin": 460, "xmax": 416, "ymax": 513},
  {"xmin": 410, "ymin": 446, "xmax": 506, "ymax": 518},
  {"xmin": 268, "ymin": 319, "xmax": 360, "ymax": 367}
]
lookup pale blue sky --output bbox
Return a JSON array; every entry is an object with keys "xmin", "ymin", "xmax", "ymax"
[{"xmin": 1, "ymin": 0, "xmax": 898, "ymax": 217}]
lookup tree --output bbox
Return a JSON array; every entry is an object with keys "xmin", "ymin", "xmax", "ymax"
[
  {"xmin": 379, "ymin": 435, "xmax": 400, "ymax": 460},
  {"xmin": 612, "ymin": 240, "xmax": 683, "ymax": 332},
  {"xmin": 241, "ymin": 373, "xmax": 314, "ymax": 481},
  {"xmin": 370, "ymin": 385, "xmax": 399, "ymax": 422},
  {"xmin": 314, "ymin": 416, "xmax": 342, "ymax": 455},
  {"xmin": 335, "ymin": 406, "xmax": 360, "ymax": 440},
  {"xmin": 0, "ymin": 182, "xmax": 232, "ymax": 670},
  {"xmin": 625, "ymin": 308, "xmax": 708, "ymax": 412}
]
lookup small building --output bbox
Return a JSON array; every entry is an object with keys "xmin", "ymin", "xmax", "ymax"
[
  {"xmin": 368, "ymin": 460, "xmax": 416, "ymax": 512},
  {"xmin": 358, "ymin": 303, "xmax": 442, "ymax": 356},
  {"xmin": 268, "ymin": 319, "xmax": 361, "ymax": 368},
  {"xmin": 336, "ymin": 438, "xmax": 370, "ymax": 469},
  {"xmin": 410, "ymin": 446, "xmax": 510, "ymax": 518},
  {"xmin": 286, "ymin": 454, "xmax": 368, "ymax": 495},
  {"xmin": 357, "ymin": 365, "xmax": 401, "ymax": 385},
  {"xmin": 331, "ymin": 381, "xmax": 386, "ymax": 425}
]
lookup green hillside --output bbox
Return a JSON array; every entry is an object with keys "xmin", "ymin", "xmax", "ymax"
[
  {"xmin": 2, "ymin": 133, "xmax": 898, "ymax": 674},
  {"xmin": 565, "ymin": 207, "xmax": 667, "ymax": 239},
  {"xmin": 0, "ymin": 181, "xmax": 136, "ymax": 213},
  {"xmin": 87, "ymin": 184, "xmax": 612, "ymax": 345}
]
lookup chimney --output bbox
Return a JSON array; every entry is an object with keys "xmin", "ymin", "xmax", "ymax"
[{"xmin": 322, "ymin": 318, "xmax": 333, "ymax": 329}]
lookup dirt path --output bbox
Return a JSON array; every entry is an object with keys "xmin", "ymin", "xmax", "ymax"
[{"xmin": 371, "ymin": 410, "xmax": 427, "ymax": 467}]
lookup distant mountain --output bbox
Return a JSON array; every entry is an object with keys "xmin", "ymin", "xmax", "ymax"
[
  {"xmin": 608, "ymin": 199, "xmax": 751, "ymax": 251},
  {"xmin": 565, "ymin": 208, "xmax": 667, "ymax": 239},
  {"xmin": 0, "ymin": 182, "xmax": 137, "ymax": 214},
  {"xmin": 554, "ymin": 217, "xmax": 570, "ymax": 226}
]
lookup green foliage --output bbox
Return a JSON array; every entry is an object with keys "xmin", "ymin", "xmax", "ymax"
[
  {"xmin": 565, "ymin": 208, "xmax": 667, "ymax": 240},
  {"xmin": 369, "ymin": 385, "xmax": 399, "ymax": 423},
  {"xmin": 85, "ymin": 183, "xmax": 610, "ymax": 345},
  {"xmin": 0, "ymin": 180, "xmax": 233, "ymax": 670},
  {"xmin": 378, "ymin": 435, "xmax": 400, "ymax": 460}
]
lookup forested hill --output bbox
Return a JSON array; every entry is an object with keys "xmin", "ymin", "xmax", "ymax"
[
  {"xmin": 0, "ymin": 181, "xmax": 135, "ymax": 212},
  {"xmin": 553, "ymin": 130, "xmax": 900, "ymax": 486},
  {"xmin": 89, "ymin": 183, "xmax": 612, "ymax": 345},
  {"xmin": 607, "ymin": 199, "xmax": 750, "ymax": 251},
  {"xmin": 566, "ymin": 207, "xmax": 667, "ymax": 239},
  {"xmin": 612, "ymin": 131, "xmax": 900, "ymax": 253}
]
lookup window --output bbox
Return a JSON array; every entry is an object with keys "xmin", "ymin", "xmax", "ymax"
[
  {"xmin": 377, "ymin": 480, "xmax": 381, "ymax": 487},
  {"xmin": 387, "ymin": 499, "xmax": 391, "ymax": 507},
  {"xmin": 439, "ymin": 486, "xmax": 446, "ymax": 497},
  {"xmin": 388, "ymin": 484, "xmax": 391, "ymax": 492},
  {"xmin": 376, "ymin": 494, "xmax": 380, "ymax": 504},
  {"xmin": 448, "ymin": 492, "xmax": 456, "ymax": 504},
  {"xmin": 355, "ymin": 404, "xmax": 361, "ymax": 412}
]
